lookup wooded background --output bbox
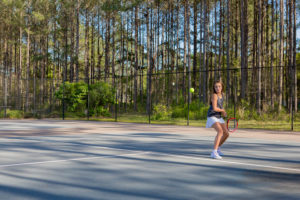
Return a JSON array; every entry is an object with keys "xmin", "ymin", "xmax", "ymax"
[{"xmin": 0, "ymin": 0, "xmax": 298, "ymax": 121}]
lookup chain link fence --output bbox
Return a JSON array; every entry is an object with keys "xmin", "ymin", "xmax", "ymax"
[{"xmin": 0, "ymin": 66, "xmax": 298, "ymax": 131}]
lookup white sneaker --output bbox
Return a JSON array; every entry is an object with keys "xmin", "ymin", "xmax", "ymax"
[
  {"xmin": 217, "ymin": 148, "xmax": 224, "ymax": 156},
  {"xmin": 211, "ymin": 151, "xmax": 222, "ymax": 159}
]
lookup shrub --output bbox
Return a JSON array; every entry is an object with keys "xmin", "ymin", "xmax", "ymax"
[
  {"xmin": 171, "ymin": 101, "xmax": 209, "ymax": 120},
  {"xmin": 89, "ymin": 82, "xmax": 115, "ymax": 116},
  {"xmin": 0, "ymin": 109, "xmax": 23, "ymax": 119},
  {"xmin": 55, "ymin": 81, "xmax": 87, "ymax": 112},
  {"xmin": 55, "ymin": 81, "xmax": 115, "ymax": 117},
  {"xmin": 153, "ymin": 104, "xmax": 169, "ymax": 120},
  {"xmin": 94, "ymin": 106, "xmax": 111, "ymax": 117},
  {"xmin": 171, "ymin": 106, "xmax": 185, "ymax": 118}
]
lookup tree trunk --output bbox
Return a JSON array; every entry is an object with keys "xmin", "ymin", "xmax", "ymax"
[
  {"xmin": 18, "ymin": 22, "xmax": 22, "ymax": 109},
  {"xmin": 288, "ymin": 0, "xmax": 292, "ymax": 114},
  {"xmin": 3, "ymin": 38, "xmax": 8, "ymax": 116},
  {"xmin": 226, "ymin": 0, "xmax": 231, "ymax": 104},
  {"xmin": 170, "ymin": 4, "xmax": 175, "ymax": 104},
  {"xmin": 240, "ymin": 0, "xmax": 248, "ymax": 99},
  {"xmin": 218, "ymin": 0, "xmax": 223, "ymax": 78},
  {"xmin": 112, "ymin": 16, "xmax": 116, "ymax": 87},
  {"xmin": 64, "ymin": 13, "xmax": 68, "ymax": 83},
  {"xmin": 193, "ymin": 1, "xmax": 197, "ymax": 90},
  {"xmin": 70, "ymin": 13, "xmax": 75, "ymax": 83},
  {"xmin": 51, "ymin": 16, "xmax": 57, "ymax": 112},
  {"xmin": 234, "ymin": 1, "xmax": 238, "ymax": 59},
  {"xmin": 202, "ymin": 0, "xmax": 208, "ymax": 104},
  {"xmin": 161, "ymin": 11, "xmax": 165, "ymax": 103},
  {"xmin": 91, "ymin": 13, "xmax": 95, "ymax": 84},
  {"xmin": 279, "ymin": 0, "xmax": 283, "ymax": 110},
  {"xmin": 75, "ymin": 0, "xmax": 80, "ymax": 82},
  {"xmin": 33, "ymin": 39, "xmax": 36, "ymax": 114},
  {"xmin": 125, "ymin": 14, "xmax": 129, "ymax": 112},
  {"xmin": 120, "ymin": 13, "xmax": 124, "ymax": 107},
  {"xmin": 26, "ymin": 28, "xmax": 30, "ymax": 111},
  {"xmin": 270, "ymin": 0, "xmax": 275, "ymax": 109},
  {"xmin": 199, "ymin": 0, "xmax": 203, "ymax": 104},
  {"xmin": 134, "ymin": 6, "xmax": 139, "ymax": 111},
  {"xmin": 252, "ymin": 0, "xmax": 257, "ymax": 106},
  {"xmin": 187, "ymin": 0, "xmax": 191, "ymax": 103},
  {"xmin": 104, "ymin": 15, "xmax": 110, "ymax": 82},
  {"xmin": 84, "ymin": 9, "xmax": 90, "ymax": 83},
  {"xmin": 146, "ymin": 4, "xmax": 151, "ymax": 114},
  {"xmin": 97, "ymin": 13, "xmax": 103, "ymax": 80},
  {"xmin": 257, "ymin": 0, "xmax": 262, "ymax": 113},
  {"xmin": 183, "ymin": 0, "xmax": 187, "ymax": 103},
  {"xmin": 176, "ymin": 0, "xmax": 179, "ymax": 104},
  {"xmin": 293, "ymin": 0, "xmax": 297, "ymax": 112}
]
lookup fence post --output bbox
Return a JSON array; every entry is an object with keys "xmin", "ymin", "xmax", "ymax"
[
  {"xmin": 234, "ymin": 71, "xmax": 237, "ymax": 119},
  {"xmin": 291, "ymin": 66, "xmax": 294, "ymax": 131},
  {"xmin": 4, "ymin": 75, "xmax": 7, "ymax": 118},
  {"xmin": 115, "ymin": 87, "xmax": 118, "ymax": 122},
  {"xmin": 187, "ymin": 71, "xmax": 191, "ymax": 126},
  {"xmin": 62, "ymin": 79, "xmax": 65, "ymax": 120},
  {"xmin": 148, "ymin": 72, "xmax": 151, "ymax": 124},
  {"xmin": 86, "ymin": 77, "xmax": 90, "ymax": 121}
]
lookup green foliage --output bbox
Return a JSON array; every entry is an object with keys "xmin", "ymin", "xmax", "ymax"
[
  {"xmin": 55, "ymin": 81, "xmax": 87, "ymax": 112},
  {"xmin": 94, "ymin": 106, "xmax": 111, "ymax": 117},
  {"xmin": 236, "ymin": 99, "xmax": 291, "ymax": 121},
  {"xmin": 188, "ymin": 102, "xmax": 210, "ymax": 120},
  {"xmin": 194, "ymin": 103, "xmax": 210, "ymax": 120},
  {"xmin": 32, "ymin": 11, "xmax": 45, "ymax": 21},
  {"xmin": 171, "ymin": 106, "xmax": 185, "ymax": 118},
  {"xmin": 89, "ymin": 82, "xmax": 115, "ymax": 116},
  {"xmin": 54, "ymin": 81, "xmax": 115, "ymax": 117},
  {"xmin": 0, "ymin": 109, "xmax": 23, "ymax": 119},
  {"xmin": 152, "ymin": 104, "xmax": 169, "ymax": 120},
  {"xmin": 171, "ymin": 101, "xmax": 209, "ymax": 120}
]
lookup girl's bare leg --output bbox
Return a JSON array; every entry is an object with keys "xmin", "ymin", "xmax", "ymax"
[
  {"xmin": 212, "ymin": 122, "xmax": 223, "ymax": 150},
  {"xmin": 219, "ymin": 123, "xmax": 229, "ymax": 147}
]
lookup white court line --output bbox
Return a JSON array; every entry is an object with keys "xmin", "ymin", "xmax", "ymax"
[
  {"xmin": 92, "ymin": 146, "xmax": 300, "ymax": 173},
  {"xmin": 0, "ymin": 144, "xmax": 299, "ymax": 173},
  {"xmin": 0, "ymin": 151, "xmax": 148, "ymax": 168},
  {"xmin": 155, "ymin": 152, "xmax": 300, "ymax": 173}
]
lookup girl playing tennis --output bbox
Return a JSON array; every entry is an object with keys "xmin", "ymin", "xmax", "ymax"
[{"xmin": 206, "ymin": 80, "xmax": 229, "ymax": 159}]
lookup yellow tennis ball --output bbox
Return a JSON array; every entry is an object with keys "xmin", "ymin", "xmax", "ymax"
[{"xmin": 190, "ymin": 88, "xmax": 194, "ymax": 93}]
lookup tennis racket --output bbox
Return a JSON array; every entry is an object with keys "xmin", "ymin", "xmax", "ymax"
[{"xmin": 224, "ymin": 116, "xmax": 238, "ymax": 132}]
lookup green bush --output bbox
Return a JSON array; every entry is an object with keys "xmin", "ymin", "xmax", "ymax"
[
  {"xmin": 94, "ymin": 106, "xmax": 111, "ymax": 117},
  {"xmin": 235, "ymin": 99, "xmax": 293, "ymax": 121},
  {"xmin": 152, "ymin": 104, "xmax": 169, "ymax": 120},
  {"xmin": 0, "ymin": 109, "xmax": 23, "ymax": 119},
  {"xmin": 184, "ymin": 102, "xmax": 209, "ymax": 120},
  {"xmin": 171, "ymin": 101, "xmax": 209, "ymax": 120},
  {"xmin": 171, "ymin": 106, "xmax": 185, "ymax": 118},
  {"xmin": 55, "ymin": 81, "xmax": 115, "ymax": 117},
  {"xmin": 89, "ymin": 82, "xmax": 115, "ymax": 116},
  {"xmin": 197, "ymin": 105, "xmax": 210, "ymax": 120},
  {"xmin": 55, "ymin": 81, "xmax": 87, "ymax": 112}
]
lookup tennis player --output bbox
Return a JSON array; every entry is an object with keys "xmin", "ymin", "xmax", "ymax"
[{"xmin": 206, "ymin": 80, "xmax": 229, "ymax": 159}]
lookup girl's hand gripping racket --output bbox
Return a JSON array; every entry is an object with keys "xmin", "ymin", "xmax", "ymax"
[{"xmin": 224, "ymin": 115, "xmax": 238, "ymax": 132}]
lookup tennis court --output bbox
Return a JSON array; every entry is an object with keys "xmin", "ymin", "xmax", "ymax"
[{"xmin": 0, "ymin": 120, "xmax": 299, "ymax": 200}]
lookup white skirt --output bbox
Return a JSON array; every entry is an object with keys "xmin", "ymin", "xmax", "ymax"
[{"xmin": 206, "ymin": 116, "xmax": 225, "ymax": 128}]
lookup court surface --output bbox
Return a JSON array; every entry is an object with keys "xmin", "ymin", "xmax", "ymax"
[{"xmin": 0, "ymin": 120, "xmax": 299, "ymax": 200}]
